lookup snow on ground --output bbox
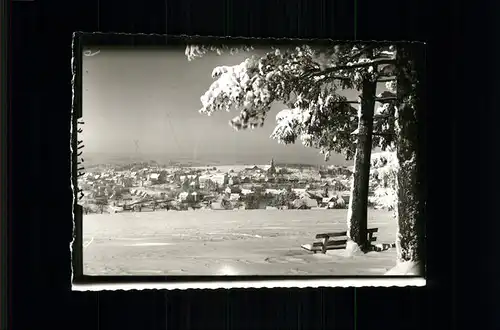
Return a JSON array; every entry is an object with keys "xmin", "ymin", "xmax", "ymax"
[
  {"xmin": 385, "ymin": 261, "xmax": 422, "ymax": 276},
  {"xmin": 83, "ymin": 209, "xmax": 399, "ymax": 276}
]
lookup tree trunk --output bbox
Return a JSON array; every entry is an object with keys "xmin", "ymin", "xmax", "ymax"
[
  {"xmin": 394, "ymin": 45, "xmax": 426, "ymax": 270},
  {"xmin": 346, "ymin": 78, "xmax": 377, "ymax": 253}
]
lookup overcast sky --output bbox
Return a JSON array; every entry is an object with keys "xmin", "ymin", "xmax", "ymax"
[{"xmin": 81, "ymin": 47, "xmax": 368, "ymax": 166}]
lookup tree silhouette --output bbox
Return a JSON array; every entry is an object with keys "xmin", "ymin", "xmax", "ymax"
[{"xmin": 391, "ymin": 45, "xmax": 425, "ymax": 269}]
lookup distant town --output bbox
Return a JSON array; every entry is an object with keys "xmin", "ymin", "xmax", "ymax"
[{"xmin": 77, "ymin": 159, "xmax": 357, "ymax": 214}]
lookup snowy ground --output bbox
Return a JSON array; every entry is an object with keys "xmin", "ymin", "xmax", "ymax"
[{"xmin": 82, "ymin": 209, "xmax": 399, "ymax": 276}]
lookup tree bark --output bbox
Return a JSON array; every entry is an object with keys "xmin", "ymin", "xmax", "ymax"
[
  {"xmin": 346, "ymin": 78, "xmax": 377, "ymax": 252},
  {"xmin": 394, "ymin": 45, "xmax": 426, "ymax": 267}
]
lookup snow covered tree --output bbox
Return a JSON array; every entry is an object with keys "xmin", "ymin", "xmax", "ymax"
[
  {"xmin": 185, "ymin": 43, "xmax": 398, "ymax": 252},
  {"xmin": 370, "ymin": 150, "xmax": 398, "ymax": 213},
  {"xmin": 310, "ymin": 45, "xmax": 398, "ymax": 253},
  {"xmin": 386, "ymin": 45, "xmax": 425, "ymax": 275},
  {"xmin": 359, "ymin": 44, "xmax": 425, "ymax": 274}
]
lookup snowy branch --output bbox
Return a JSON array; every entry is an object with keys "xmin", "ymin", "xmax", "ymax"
[
  {"xmin": 376, "ymin": 77, "xmax": 396, "ymax": 82},
  {"xmin": 374, "ymin": 113, "xmax": 392, "ymax": 118},
  {"xmin": 375, "ymin": 97, "xmax": 397, "ymax": 103},
  {"xmin": 326, "ymin": 76, "xmax": 352, "ymax": 81},
  {"xmin": 372, "ymin": 132, "xmax": 395, "ymax": 137},
  {"xmin": 343, "ymin": 45, "xmax": 375, "ymax": 62},
  {"xmin": 350, "ymin": 131, "xmax": 395, "ymax": 136},
  {"xmin": 369, "ymin": 151, "xmax": 398, "ymax": 212},
  {"xmin": 306, "ymin": 58, "xmax": 397, "ymax": 77},
  {"xmin": 185, "ymin": 44, "xmax": 254, "ymax": 61},
  {"xmin": 191, "ymin": 44, "xmax": 399, "ymax": 161}
]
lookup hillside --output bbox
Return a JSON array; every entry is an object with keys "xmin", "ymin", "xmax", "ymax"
[{"xmin": 82, "ymin": 152, "xmax": 354, "ymax": 168}]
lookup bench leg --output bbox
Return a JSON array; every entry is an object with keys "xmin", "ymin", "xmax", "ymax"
[
  {"xmin": 321, "ymin": 238, "xmax": 329, "ymax": 254},
  {"xmin": 368, "ymin": 233, "xmax": 374, "ymax": 246}
]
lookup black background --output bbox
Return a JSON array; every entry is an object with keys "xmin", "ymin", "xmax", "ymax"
[{"xmin": 9, "ymin": 0, "xmax": 498, "ymax": 328}]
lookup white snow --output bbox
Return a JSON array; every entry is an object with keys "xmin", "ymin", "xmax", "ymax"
[
  {"xmin": 385, "ymin": 261, "xmax": 422, "ymax": 276},
  {"xmin": 83, "ymin": 209, "xmax": 401, "ymax": 276},
  {"xmin": 345, "ymin": 240, "xmax": 364, "ymax": 257},
  {"xmin": 370, "ymin": 151, "xmax": 398, "ymax": 212},
  {"xmin": 385, "ymin": 80, "xmax": 397, "ymax": 93},
  {"xmin": 300, "ymin": 243, "xmax": 313, "ymax": 251},
  {"xmin": 346, "ymin": 153, "xmax": 357, "ymax": 235},
  {"xmin": 241, "ymin": 188, "xmax": 253, "ymax": 195},
  {"xmin": 199, "ymin": 56, "xmax": 271, "ymax": 117},
  {"xmin": 83, "ymin": 49, "xmax": 100, "ymax": 57},
  {"xmin": 126, "ymin": 243, "xmax": 174, "ymax": 247}
]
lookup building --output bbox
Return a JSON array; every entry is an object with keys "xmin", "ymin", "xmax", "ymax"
[
  {"xmin": 331, "ymin": 180, "xmax": 347, "ymax": 191},
  {"xmin": 267, "ymin": 158, "xmax": 277, "ymax": 176},
  {"xmin": 158, "ymin": 171, "xmax": 168, "ymax": 183},
  {"xmin": 240, "ymin": 176, "xmax": 250, "ymax": 184},
  {"xmin": 265, "ymin": 188, "xmax": 284, "ymax": 195},
  {"xmin": 229, "ymin": 193, "xmax": 241, "ymax": 201},
  {"xmin": 241, "ymin": 188, "xmax": 253, "ymax": 195},
  {"xmin": 118, "ymin": 177, "xmax": 134, "ymax": 187},
  {"xmin": 198, "ymin": 175, "xmax": 211, "ymax": 189},
  {"xmin": 228, "ymin": 176, "xmax": 240, "ymax": 185},
  {"xmin": 178, "ymin": 192, "xmax": 189, "ymax": 201},
  {"xmin": 210, "ymin": 173, "xmax": 228, "ymax": 186},
  {"xmin": 149, "ymin": 173, "xmax": 160, "ymax": 183},
  {"xmin": 293, "ymin": 197, "xmax": 318, "ymax": 209}
]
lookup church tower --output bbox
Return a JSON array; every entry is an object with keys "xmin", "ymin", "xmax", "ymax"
[{"xmin": 268, "ymin": 158, "xmax": 276, "ymax": 175}]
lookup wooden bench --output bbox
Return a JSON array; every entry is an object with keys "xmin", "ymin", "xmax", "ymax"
[{"xmin": 301, "ymin": 228, "xmax": 378, "ymax": 254}]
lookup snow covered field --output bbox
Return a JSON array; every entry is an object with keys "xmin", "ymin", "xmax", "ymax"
[{"xmin": 82, "ymin": 209, "xmax": 398, "ymax": 276}]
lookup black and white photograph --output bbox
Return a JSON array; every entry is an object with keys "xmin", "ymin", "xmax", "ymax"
[{"xmin": 73, "ymin": 36, "xmax": 426, "ymax": 286}]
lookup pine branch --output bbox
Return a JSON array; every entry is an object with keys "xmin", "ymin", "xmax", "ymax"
[
  {"xmin": 376, "ymin": 77, "xmax": 396, "ymax": 82},
  {"xmin": 346, "ymin": 131, "xmax": 395, "ymax": 136},
  {"xmin": 302, "ymin": 58, "xmax": 397, "ymax": 81},
  {"xmin": 343, "ymin": 45, "xmax": 375, "ymax": 62},
  {"xmin": 313, "ymin": 75, "xmax": 352, "ymax": 84},
  {"xmin": 330, "ymin": 76, "xmax": 352, "ymax": 81},
  {"xmin": 372, "ymin": 132, "xmax": 395, "ymax": 137},
  {"xmin": 374, "ymin": 113, "xmax": 392, "ymax": 119},
  {"xmin": 320, "ymin": 58, "xmax": 397, "ymax": 74},
  {"xmin": 374, "ymin": 52, "xmax": 396, "ymax": 59},
  {"xmin": 375, "ymin": 97, "xmax": 397, "ymax": 102}
]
